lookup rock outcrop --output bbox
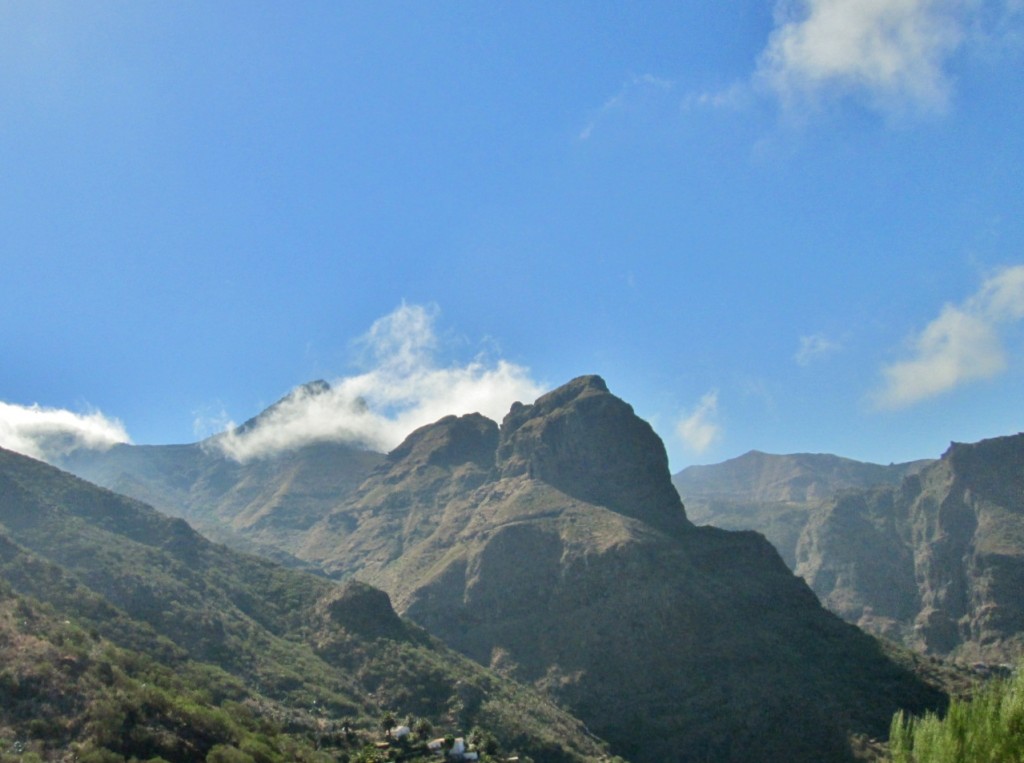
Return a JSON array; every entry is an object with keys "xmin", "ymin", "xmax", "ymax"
[
  {"xmin": 297, "ymin": 376, "xmax": 946, "ymax": 763},
  {"xmin": 497, "ymin": 375, "xmax": 690, "ymax": 534},
  {"xmin": 316, "ymin": 579, "xmax": 408, "ymax": 640},
  {"xmin": 795, "ymin": 434, "xmax": 1024, "ymax": 660},
  {"xmin": 674, "ymin": 451, "xmax": 930, "ymax": 568}
]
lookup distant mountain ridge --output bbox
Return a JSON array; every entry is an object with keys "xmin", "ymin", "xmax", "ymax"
[
  {"xmin": 673, "ymin": 451, "xmax": 932, "ymax": 568},
  {"xmin": 57, "ymin": 434, "xmax": 384, "ymax": 565},
  {"xmin": 674, "ymin": 439, "xmax": 1024, "ymax": 661},
  {"xmin": 676, "ymin": 450, "xmax": 932, "ymax": 505}
]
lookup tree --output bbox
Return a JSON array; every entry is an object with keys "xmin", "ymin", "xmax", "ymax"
[
  {"xmin": 380, "ymin": 711, "xmax": 397, "ymax": 739},
  {"xmin": 414, "ymin": 718, "xmax": 433, "ymax": 740},
  {"xmin": 469, "ymin": 727, "xmax": 498, "ymax": 756},
  {"xmin": 890, "ymin": 662, "xmax": 1024, "ymax": 762}
]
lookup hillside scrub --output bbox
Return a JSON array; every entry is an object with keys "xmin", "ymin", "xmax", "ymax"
[{"xmin": 889, "ymin": 663, "xmax": 1024, "ymax": 762}]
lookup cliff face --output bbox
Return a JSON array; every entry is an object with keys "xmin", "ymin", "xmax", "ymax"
[
  {"xmin": 795, "ymin": 434, "xmax": 1024, "ymax": 660},
  {"xmin": 497, "ymin": 375, "xmax": 689, "ymax": 535},
  {"xmin": 298, "ymin": 376, "xmax": 945, "ymax": 763},
  {"xmin": 674, "ymin": 451, "xmax": 929, "ymax": 568}
]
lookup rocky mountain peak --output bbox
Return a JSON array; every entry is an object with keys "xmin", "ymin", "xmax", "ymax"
[
  {"xmin": 317, "ymin": 579, "xmax": 407, "ymax": 639},
  {"xmin": 497, "ymin": 375, "xmax": 690, "ymax": 532},
  {"xmin": 231, "ymin": 379, "xmax": 334, "ymax": 436},
  {"xmin": 386, "ymin": 413, "xmax": 499, "ymax": 470},
  {"xmin": 941, "ymin": 433, "xmax": 1024, "ymax": 475}
]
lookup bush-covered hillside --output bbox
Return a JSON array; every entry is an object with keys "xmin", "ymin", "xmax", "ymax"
[{"xmin": 0, "ymin": 447, "xmax": 611, "ymax": 762}]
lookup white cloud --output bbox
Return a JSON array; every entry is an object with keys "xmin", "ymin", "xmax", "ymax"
[
  {"xmin": 211, "ymin": 304, "xmax": 546, "ymax": 461},
  {"xmin": 874, "ymin": 264, "xmax": 1024, "ymax": 408},
  {"xmin": 758, "ymin": 0, "xmax": 970, "ymax": 113},
  {"xmin": 796, "ymin": 333, "xmax": 841, "ymax": 365},
  {"xmin": 676, "ymin": 391, "xmax": 722, "ymax": 454},
  {"xmin": 0, "ymin": 402, "xmax": 130, "ymax": 461},
  {"xmin": 680, "ymin": 82, "xmax": 752, "ymax": 113}
]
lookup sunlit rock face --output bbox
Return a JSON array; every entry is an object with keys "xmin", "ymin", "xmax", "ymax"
[
  {"xmin": 794, "ymin": 434, "xmax": 1024, "ymax": 661},
  {"xmin": 497, "ymin": 374, "xmax": 690, "ymax": 535}
]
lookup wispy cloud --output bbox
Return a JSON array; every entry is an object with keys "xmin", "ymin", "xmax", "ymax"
[
  {"xmin": 578, "ymin": 74, "xmax": 675, "ymax": 140},
  {"xmin": 676, "ymin": 390, "xmax": 722, "ymax": 454},
  {"xmin": 874, "ymin": 264, "xmax": 1024, "ymax": 408},
  {"xmin": 680, "ymin": 81, "xmax": 752, "ymax": 113},
  {"xmin": 211, "ymin": 303, "xmax": 546, "ymax": 461},
  {"xmin": 757, "ymin": 0, "xmax": 972, "ymax": 114},
  {"xmin": 796, "ymin": 333, "xmax": 841, "ymax": 366},
  {"xmin": 0, "ymin": 402, "xmax": 130, "ymax": 461}
]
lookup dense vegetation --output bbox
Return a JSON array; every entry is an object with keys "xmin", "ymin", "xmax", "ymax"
[
  {"xmin": 889, "ymin": 663, "xmax": 1024, "ymax": 763},
  {"xmin": 0, "ymin": 580, "xmax": 540, "ymax": 763},
  {"xmin": 0, "ymin": 578, "xmax": 336, "ymax": 762}
]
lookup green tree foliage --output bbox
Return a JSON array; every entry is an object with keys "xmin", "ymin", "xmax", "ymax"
[
  {"xmin": 206, "ymin": 745, "xmax": 256, "ymax": 763},
  {"xmin": 890, "ymin": 664, "xmax": 1024, "ymax": 762},
  {"xmin": 414, "ymin": 718, "xmax": 433, "ymax": 740}
]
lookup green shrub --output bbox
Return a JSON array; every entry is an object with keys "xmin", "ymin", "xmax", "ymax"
[
  {"xmin": 206, "ymin": 745, "xmax": 255, "ymax": 763},
  {"xmin": 239, "ymin": 735, "xmax": 282, "ymax": 763},
  {"xmin": 890, "ymin": 664, "xmax": 1024, "ymax": 762},
  {"xmin": 78, "ymin": 749, "xmax": 124, "ymax": 763}
]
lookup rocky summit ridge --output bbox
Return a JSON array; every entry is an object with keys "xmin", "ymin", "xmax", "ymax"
[
  {"xmin": 496, "ymin": 375, "xmax": 690, "ymax": 535},
  {"xmin": 295, "ymin": 375, "xmax": 945, "ymax": 763}
]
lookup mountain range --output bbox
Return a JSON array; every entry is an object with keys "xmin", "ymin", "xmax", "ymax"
[
  {"xmin": 46, "ymin": 375, "xmax": 964, "ymax": 762},
  {"xmin": 673, "ymin": 436, "xmax": 1024, "ymax": 661}
]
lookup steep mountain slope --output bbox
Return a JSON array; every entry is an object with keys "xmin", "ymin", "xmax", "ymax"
[
  {"xmin": 0, "ymin": 446, "xmax": 613, "ymax": 762},
  {"xmin": 0, "ymin": 574, "xmax": 342, "ymax": 762},
  {"xmin": 57, "ymin": 383, "xmax": 384, "ymax": 563},
  {"xmin": 794, "ymin": 434, "xmax": 1024, "ymax": 660},
  {"xmin": 297, "ymin": 376, "xmax": 947, "ymax": 763},
  {"xmin": 673, "ymin": 451, "xmax": 931, "ymax": 567}
]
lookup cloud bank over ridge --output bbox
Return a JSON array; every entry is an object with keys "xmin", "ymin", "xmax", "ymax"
[
  {"xmin": 211, "ymin": 304, "xmax": 546, "ymax": 461},
  {"xmin": 0, "ymin": 402, "xmax": 131, "ymax": 462}
]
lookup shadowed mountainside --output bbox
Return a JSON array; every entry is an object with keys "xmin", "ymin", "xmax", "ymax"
[
  {"xmin": 296, "ymin": 376, "xmax": 946, "ymax": 763},
  {"xmin": 0, "ymin": 446, "xmax": 614, "ymax": 762}
]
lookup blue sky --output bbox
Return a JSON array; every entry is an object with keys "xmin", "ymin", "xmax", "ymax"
[{"xmin": 2, "ymin": 1, "xmax": 1023, "ymax": 471}]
